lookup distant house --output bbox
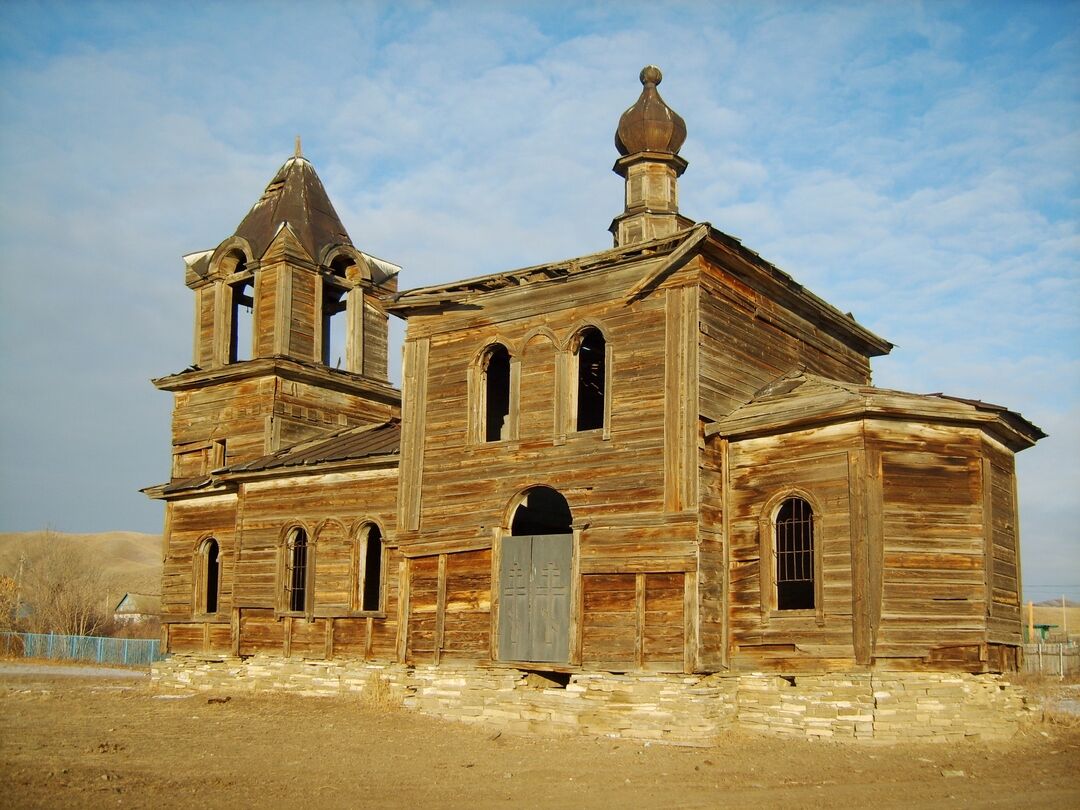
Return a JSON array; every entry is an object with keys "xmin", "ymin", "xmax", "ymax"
[{"xmin": 113, "ymin": 593, "xmax": 161, "ymax": 625}]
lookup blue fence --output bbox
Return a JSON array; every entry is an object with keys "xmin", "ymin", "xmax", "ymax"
[{"xmin": 0, "ymin": 631, "xmax": 163, "ymax": 666}]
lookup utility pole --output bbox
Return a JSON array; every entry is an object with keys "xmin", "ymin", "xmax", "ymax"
[{"xmin": 1064, "ymin": 595, "xmax": 1069, "ymax": 641}]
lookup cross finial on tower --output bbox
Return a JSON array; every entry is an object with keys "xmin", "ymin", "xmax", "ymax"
[{"xmin": 295, "ymin": 135, "xmax": 302, "ymax": 158}]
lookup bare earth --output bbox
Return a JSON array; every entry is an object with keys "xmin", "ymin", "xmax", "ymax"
[{"xmin": 1, "ymin": 663, "xmax": 1078, "ymax": 809}]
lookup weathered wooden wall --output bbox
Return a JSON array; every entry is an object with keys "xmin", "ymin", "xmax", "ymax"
[
  {"xmin": 696, "ymin": 259, "xmax": 872, "ymax": 423},
  {"xmin": 724, "ymin": 424, "xmax": 862, "ymax": 672}
]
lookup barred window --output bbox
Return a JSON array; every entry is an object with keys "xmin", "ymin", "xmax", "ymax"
[
  {"xmin": 285, "ymin": 528, "xmax": 309, "ymax": 613},
  {"xmin": 775, "ymin": 497, "xmax": 814, "ymax": 610}
]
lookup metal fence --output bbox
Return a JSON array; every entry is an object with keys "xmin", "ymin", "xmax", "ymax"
[
  {"xmin": 0, "ymin": 631, "xmax": 163, "ymax": 667},
  {"xmin": 1022, "ymin": 642, "xmax": 1079, "ymax": 677}
]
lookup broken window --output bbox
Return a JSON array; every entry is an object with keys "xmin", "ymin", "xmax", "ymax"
[
  {"xmin": 228, "ymin": 276, "xmax": 254, "ymax": 363},
  {"xmin": 285, "ymin": 528, "xmax": 309, "ymax": 613},
  {"xmin": 575, "ymin": 327, "xmax": 606, "ymax": 431},
  {"xmin": 321, "ymin": 281, "xmax": 347, "ymax": 368},
  {"xmin": 198, "ymin": 538, "xmax": 220, "ymax": 615},
  {"xmin": 359, "ymin": 524, "xmax": 383, "ymax": 612},
  {"xmin": 775, "ymin": 497, "xmax": 815, "ymax": 610},
  {"xmin": 483, "ymin": 343, "xmax": 511, "ymax": 442}
]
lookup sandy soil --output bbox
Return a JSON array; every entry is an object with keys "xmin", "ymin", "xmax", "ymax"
[{"xmin": 1, "ymin": 663, "xmax": 1078, "ymax": 809}]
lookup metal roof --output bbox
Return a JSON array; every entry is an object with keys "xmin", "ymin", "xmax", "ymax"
[{"xmin": 222, "ymin": 420, "xmax": 400, "ymax": 475}]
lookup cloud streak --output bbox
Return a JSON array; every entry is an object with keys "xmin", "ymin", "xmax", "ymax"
[{"xmin": 0, "ymin": 1, "xmax": 1075, "ymax": 596}]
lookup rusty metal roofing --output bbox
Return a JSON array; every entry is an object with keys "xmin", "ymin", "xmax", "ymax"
[
  {"xmin": 222, "ymin": 420, "xmax": 400, "ymax": 475},
  {"xmin": 233, "ymin": 154, "xmax": 353, "ymax": 263}
]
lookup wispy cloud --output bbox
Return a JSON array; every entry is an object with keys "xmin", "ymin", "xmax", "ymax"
[{"xmin": 0, "ymin": 1, "xmax": 1075, "ymax": 595}]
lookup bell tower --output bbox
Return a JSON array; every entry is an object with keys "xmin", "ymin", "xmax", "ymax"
[
  {"xmin": 609, "ymin": 66, "xmax": 694, "ymax": 246},
  {"xmin": 154, "ymin": 143, "xmax": 401, "ymax": 480}
]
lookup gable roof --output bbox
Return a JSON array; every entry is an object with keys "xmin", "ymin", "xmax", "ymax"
[
  {"xmin": 114, "ymin": 592, "xmax": 161, "ymax": 615},
  {"xmin": 706, "ymin": 371, "xmax": 1045, "ymax": 450},
  {"xmin": 388, "ymin": 223, "xmax": 893, "ymax": 359},
  {"xmin": 232, "ymin": 155, "xmax": 352, "ymax": 263}
]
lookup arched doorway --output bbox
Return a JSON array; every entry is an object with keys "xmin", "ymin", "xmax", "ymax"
[{"xmin": 499, "ymin": 487, "xmax": 573, "ymax": 664}]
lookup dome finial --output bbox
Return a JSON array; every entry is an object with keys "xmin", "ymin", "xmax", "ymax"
[
  {"xmin": 640, "ymin": 65, "xmax": 662, "ymax": 86},
  {"xmin": 295, "ymin": 135, "xmax": 303, "ymax": 158},
  {"xmin": 615, "ymin": 65, "xmax": 686, "ymax": 156}
]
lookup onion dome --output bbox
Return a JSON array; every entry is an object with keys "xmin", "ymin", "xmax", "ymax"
[{"xmin": 615, "ymin": 66, "xmax": 687, "ymax": 156}]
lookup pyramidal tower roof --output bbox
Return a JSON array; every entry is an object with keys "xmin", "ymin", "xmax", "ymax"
[{"xmin": 232, "ymin": 139, "xmax": 353, "ymax": 262}]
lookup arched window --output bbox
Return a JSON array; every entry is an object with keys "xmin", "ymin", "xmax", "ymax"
[
  {"xmin": 575, "ymin": 328, "xmax": 606, "ymax": 431},
  {"xmin": 284, "ymin": 528, "xmax": 309, "ymax": 613},
  {"xmin": 483, "ymin": 343, "xmax": 511, "ymax": 442},
  {"xmin": 775, "ymin": 497, "xmax": 815, "ymax": 610},
  {"xmin": 196, "ymin": 538, "xmax": 220, "ymax": 615},
  {"xmin": 358, "ymin": 524, "xmax": 383, "ymax": 612}
]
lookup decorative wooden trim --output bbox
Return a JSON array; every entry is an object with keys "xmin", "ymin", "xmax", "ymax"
[
  {"xmin": 570, "ymin": 527, "xmax": 583, "ymax": 666},
  {"xmin": 664, "ymin": 286, "xmax": 698, "ymax": 512},
  {"xmin": 635, "ymin": 573, "xmax": 646, "ymax": 670},
  {"xmin": 848, "ymin": 448, "xmax": 871, "ymax": 665},
  {"xmin": 684, "ymin": 569, "xmax": 698, "ymax": 674},
  {"xmin": 274, "ymin": 265, "xmax": 292, "ymax": 356},
  {"xmin": 398, "ymin": 338, "xmax": 429, "ymax": 532},
  {"xmin": 981, "ymin": 455, "xmax": 994, "ymax": 622},
  {"xmin": 720, "ymin": 437, "xmax": 731, "ymax": 670},
  {"xmin": 865, "ymin": 446, "xmax": 884, "ymax": 655},
  {"xmin": 395, "ymin": 557, "xmax": 410, "ymax": 663}
]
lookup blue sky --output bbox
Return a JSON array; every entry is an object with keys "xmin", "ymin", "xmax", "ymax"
[{"xmin": 0, "ymin": 1, "xmax": 1076, "ymax": 601}]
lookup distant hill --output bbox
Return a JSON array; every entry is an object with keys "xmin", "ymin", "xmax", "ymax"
[
  {"xmin": 1036, "ymin": 598, "xmax": 1080, "ymax": 608},
  {"xmin": 0, "ymin": 530, "xmax": 161, "ymax": 598}
]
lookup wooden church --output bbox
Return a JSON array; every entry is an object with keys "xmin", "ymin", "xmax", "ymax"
[{"xmin": 145, "ymin": 66, "xmax": 1044, "ymax": 676}]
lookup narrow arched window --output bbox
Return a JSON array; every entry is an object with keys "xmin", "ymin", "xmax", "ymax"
[
  {"xmin": 203, "ymin": 539, "xmax": 220, "ymax": 614},
  {"xmin": 285, "ymin": 528, "xmax": 309, "ymax": 613},
  {"xmin": 360, "ymin": 525, "xmax": 383, "ymax": 612},
  {"xmin": 321, "ymin": 281, "xmax": 347, "ymax": 368},
  {"xmin": 483, "ymin": 344, "xmax": 511, "ymax": 442},
  {"xmin": 575, "ymin": 328, "xmax": 606, "ymax": 431},
  {"xmin": 229, "ymin": 277, "xmax": 254, "ymax": 363},
  {"xmin": 195, "ymin": 538, "xmax": 220, "ymax": 615},
  {"xmin": 776, "ymin": 497, "xmax": 814, "ymax": 610}
]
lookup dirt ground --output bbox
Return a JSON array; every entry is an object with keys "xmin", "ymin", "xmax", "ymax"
[{"xmin": 1, "ymin": 662, "xmax": 1078, "ymax": 809}]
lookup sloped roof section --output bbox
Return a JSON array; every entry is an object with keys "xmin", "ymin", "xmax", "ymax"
[
  {"xmin": 222, "ymin": 420, "xmax": 400, "ymax": 475},
  {"xmin": 707, "ymin": 371, "xmax": 1045, "ymax": 451},
  {"xmin": 233, "ymin": 155, "xmax": 353, "ymax": 262}
]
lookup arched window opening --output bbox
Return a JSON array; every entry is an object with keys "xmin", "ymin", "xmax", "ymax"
[
  {"xmin": 285, "ymin": 528, "xmax": 309, "ymax": 613},
  {"xmin": 775, "ymin": 497, "xmax": 814, "ymax": 610},
  {"xmin": 229, "ymin": 277, "xmax": 254, "ymax": 363},
  {"xmin": 322, "ymin": 281, "xmax": 347, "ymax": 368},
  {"xmin": 511, "ymin": 486, "xmax": 572, "ymax": 536},
  {"xmin": 204, "ymin": 539, "xmax": 220, "ymax": 614},
  {"xmin": 575, "ymin": 328, "xmax": 606, "ymax": 431},
  {"xmin": 360, "ymin": 525, "xmax": 383, "ymax": 612},
  {"xmin": 483, "ymin": 344, "xmax": 511, "ymax": 442}
]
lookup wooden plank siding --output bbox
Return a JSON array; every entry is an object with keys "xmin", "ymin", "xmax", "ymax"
[
  {"xmin": 695, "ymin": 261, "xmax": 871, "ymax": 424},
  {"xmin": 725, "ymin": 425, "xmax": 863, "ymax": 671},
  {"xmin": 873, "ymin": 423, "xmax": 988, "ymax": 663}
]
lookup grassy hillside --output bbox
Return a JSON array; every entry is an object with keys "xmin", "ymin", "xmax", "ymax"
[{"xmin": 0, "ymin": 530, "xmax": 161, "ymax": 597}]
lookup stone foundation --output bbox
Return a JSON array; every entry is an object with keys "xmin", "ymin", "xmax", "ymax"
[{"xmin": 152, "ymin": 655, "xmax": 1030, "ymax": 744}]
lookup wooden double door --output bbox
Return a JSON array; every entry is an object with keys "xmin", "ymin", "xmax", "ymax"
[{"xmin": 498, "ymin": 534, "xmax": 572, "ymax": 663}]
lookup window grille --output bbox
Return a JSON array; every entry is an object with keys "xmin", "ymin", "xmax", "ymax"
[
  {"xmin": 776, "ymin": 497, "xmax": 815, "ymax": 610},
  {"xmin": 285, "ymin": 529, "xmax": 309, "ymax": 613}
]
